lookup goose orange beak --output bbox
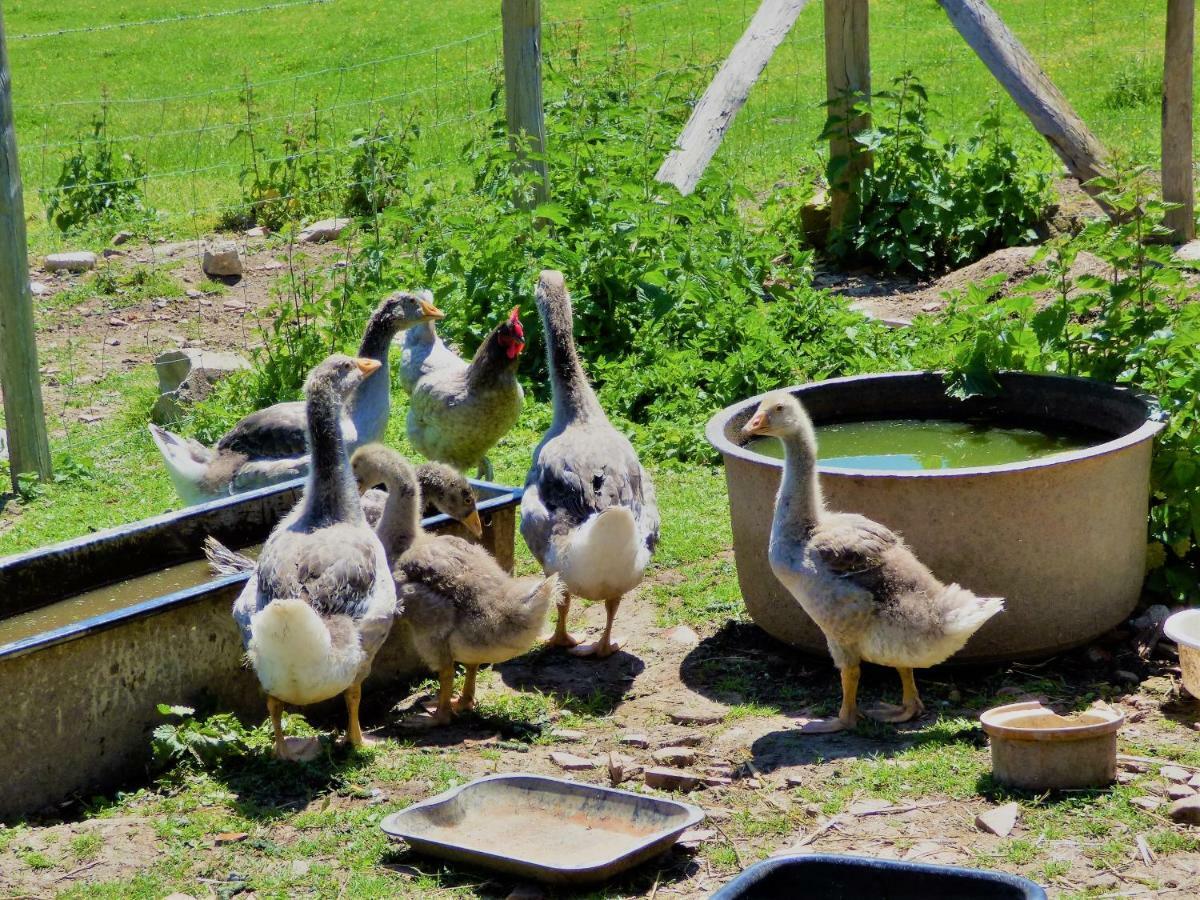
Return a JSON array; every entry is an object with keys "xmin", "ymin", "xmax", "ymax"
[
  {"xmin": 463, "ymin": 510, "xmax": 483, "ymax": 538},
  {"xmin": 419, "ymin": 298, "xmax": 445, "ymax": 320},
  {"xmin": 355, "ymin": 357, "xmax": 382, "ymax": 377},
  {"xmin": 742, "ymin": 410, "xmax": 768, "ymax": 436}
]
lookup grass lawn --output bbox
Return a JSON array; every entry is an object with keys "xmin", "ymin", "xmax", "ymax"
[{"xmin": 8, "ymin": 0, "xmax": 1174, "ymax": 251}]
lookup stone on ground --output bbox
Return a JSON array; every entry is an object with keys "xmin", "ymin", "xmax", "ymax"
[
  {"xmin": 202, "ymin": 240, "xmax": 243, "ymax": 277},
  {"xmin": 44, "ymin": 251, "xmax": 97, "ymax": 273},
  {"xmin": 1161, "ymin": 765, "xmax": 1190, "ymax": 783},
  {"xmin": 549, "ymin": 728, "xmax": 584, "ymax": 743},
  {"xmin": 668, "ymin": 705, "xmax": 726, "ymax": 726},
  {"xmin": 643, "ymin": 767, "xmax": 700, "ymax": 791},
  {"xmin": 975, "ymin": 802, "xmax": 1020, "ymax": 837},
  {"xmin": 620, "ymin": 733, "xmax": 650, "ymax": 749},
  {"xmin": 653, "ymin": 746, "xmax": 697, "ymax": 767},
  {"xmin": 151, "ymin": 348, "xmax": 250, "ymax": 424},
  {"xmin": 299, "ymin": 217, "xmax": 350, "ymax": 243},
  {"xmin": 549, "ymin": 751, "xmax": 596, "ymax": 771},
  {"xmin": 1168, "ymin": 795, "xmax": 1200, "ymax": 825},
  {"xmin": 29, "ymin": 280, "xmax": 49, "ymax": 296},
  {"xmin": 112, "ymin": 230, "xmax": 133, "ymax": 245}
]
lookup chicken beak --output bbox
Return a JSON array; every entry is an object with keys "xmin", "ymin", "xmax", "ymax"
[
  {"xmin": 419, "ymin": 298, "xmax": 445, "ymax": 320},
  {"xmin": 463, "ymin": 510, "xmax": 484, "ymax": 538},
  {"xmin": 355, "ymin": 357, "xmax": 382, "ymax": 377},
  {"xmin": 742, "ymin": 410, "xmax": 768, "ymax": 436}
]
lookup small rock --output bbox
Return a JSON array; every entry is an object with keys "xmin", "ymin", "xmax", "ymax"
[
  {"xmin": 1168, "ymin": 795, "xmax": 1200, "ymax": 825},
  {"xmin": 105, "ymin": 337, "xmax": 120, "ymax": 346},
  {"xmin": 102, "ymin": 247, "xmax": 124, "ymax": 259},
  {"xmin": 668, "ymin": 707, "xmax": 725, "ymax": 726},
  {"xmin": 214, "ymin": 831, "xmax": 248, "ymax": 846},
  {"xmin": 1131, "ymin": 796, "xmax": 1162, "ymax": 812},
  {"xmin": 785, "ymin": 775, "xmax": 805, "ymax": 788},
  {"xmin": 202, "ymin": 241, "xmax": 243, "ymax": 277},
  {"xmin": 245, "ymin": 225, "xmax": 268, "ymax": 238},
  {"xmin": 676, "ymin": 828, "xmax": 716, "ymax": 849},
  {"xmin": 1115, "ymin": 670, "xmax": 1140, "ymax": 685},
  {"xmin": 700, "ymin": 775, "xmax": 732, "ymax": 787},
  {"xmin": 804, "ymin": 802, "xmax": 822, "ymax": 816},
  {"xmin": 1087, "ymin": 873, "xmax": 1120, "ymax": 890},
  {"xmin": 661, "ymin": 624, "xmax": 700, "ymax": 648},
  {"xmin": 550, "ymin": 728, "xmax": 584, "ymax": 743},
  {"xmin": 1187, "ymin": 773, "xmax": 1200, "ymax": 789},
  {"xmin": 607, "ymin": 750, "xmax": 640, "ymax": 786},
  {"xmin": 653, "ymin": 746, "xmax": 697, "ymax": 767},
  {"xmin": 1117, "ymin": 772, "xmax": 1137, "ymax": 784},
  {"xmin": 550, "ymin": 751, "xmax": 596, "ymax": 771},
  {"xmin": 1133, "ymin": 604, "xmax": 1172, "ymax": 631},
  {"xmin": 643, "ymin": 767, "xmax": 700, "ymax": 792},
  {"xmin": 299, "ymin": 217, "xmax": 350, "ymax": 243},
  {"xmin": 920, "ymin": 301, "xmax": 942, "ymax": 313},
  {"xmin": 289, "ymin": 860, "xmax": 310, "ymax": 876},
  {"xmin": 1161, "ymin": 765, "xmax": 1191, "ymax": 783},
  {"xmin": 671, "ymin": 730, "xmax": 705, "ymax": 747},
  {"xmin": 29, "ymin": 280, "xmax": 48, "ymax": 296},
  {"xmin": 975, "ymin": 802, "xmax": 1020, "ymax": 837},
  {"xmin": 1121, "ymin": 759, "xmax": 1151, "ymax": 774},
  {"xmin": 848, "ymin": 798, "xmax": 893, "ymax": 816},
  {"xmin": 223, "ymin": 298, "xmax": 248, "ymax": 312},
  {"xmin": 185, "ymin": 288, "xmax": 203, "ymax": 299},
  {"xmin": 112, "ymin": 230, "xmax": 133, "ymax": 245},
  {"xmin": 1168, "ymin": 785, "xmax": 1195, "ymax": 801},
  {"xmin": 44, "ymin": 251, "xmax": 97, "ymax": 273},
  {"xmin": 366, "ymin": 787, "xmax": 387, "ymax": 806},
  {"xmin": 620, "ymin": 733, "xmax": 650, "ymax": 749},
  {"xmin": 108, "ymin": 317, "xmax": 129, "ymax": 327}
]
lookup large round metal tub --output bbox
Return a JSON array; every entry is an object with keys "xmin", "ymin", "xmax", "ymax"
[{"xmin": 704, "ymin": 371, "xmax": 1164, "ymax": 662}]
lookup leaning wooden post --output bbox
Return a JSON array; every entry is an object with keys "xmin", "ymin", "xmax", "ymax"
[
  {"xmin": 937, "ymin": 0, "xmax": 1113, "ymax": 210},
  {"xmin": 502, "ymin": 0, "xmax": 549, "ymax": 208},
  {"xmin": 824, "ymin": 0, "xmax": 870, "ymax": 230},
  {"xmin": 0, "ymin": 8, "xmax": 51, "ymax": 491},
  {"xmin": 1163, "ymin": 0, "xmax": 1195, "ymax": 242}
]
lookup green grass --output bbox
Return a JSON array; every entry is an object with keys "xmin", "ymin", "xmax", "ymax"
[{"xmin": 8, "ymin": 0, "xmax": 1174, "ymax": 249}]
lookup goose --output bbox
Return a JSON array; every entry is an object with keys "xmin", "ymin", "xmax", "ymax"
[
  {"xmin": 742, "ymin": 391, "xmax": 1005, "ymax": 733},
  {"xmin": 231, "ymin": 354, "xmax": 397, "ymax": 760},
  {"xmin": 351, "ymin": 443, "xmax": 560, "ymax": 724},
  {"xmin": 151, "ymin": 291, "xmax": 443, "ymax": 505},
  {"xmin": 398, "ymin": 290, "xmax": 461, "ymax": 394},
  {"xmin": 520, "ymin": 271, "xmax": 659, "ymax": 658}
]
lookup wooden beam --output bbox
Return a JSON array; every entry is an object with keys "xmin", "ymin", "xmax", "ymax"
[
  {"xmin": 656, "ymin": 0, "xmax": 810, "ymax": 195},
  {"xmin": 1163, "ymin": 0, "xmax": 1195, "ymax": 242},
  {"xmin": 0, "ymin": 8, "xmax": 51, "ymax": 491},
  {"xmin": 937, "ymin": 0, "xmax": 1112, "ymax": 207},
  {"xmin": 502, "ymin": 0, "xmax": 548, "ymax": 208},
  {"xmin": 824, "ymin": 0, "xmax": 870, "ymax": 230}
]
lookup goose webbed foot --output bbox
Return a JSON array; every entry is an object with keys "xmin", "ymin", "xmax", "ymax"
[
  {"xmin": 795, "ymin": 663, "xmax": 860, "ymax": 736},
  {"xmin": 794, "ymin": 714, "xmax": 856, "ymax": 734},
  {"xmin": 568, "ymin": 635, "xmax": 623, "ymax": 658},
  {"xmin": 547, "ymin": 592, "xmax": 582, "ymax": 648},
  {"xmin": 866, "ymin": 668, "xmax": 925, "ymax": 723}
]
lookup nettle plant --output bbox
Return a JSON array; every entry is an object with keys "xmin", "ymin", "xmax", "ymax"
[
  {"xmin": 921, "ymin": 165, "xmax": 1200, "ymax": 600},
  {"xmin": 823, "ymin": 73, "xmax": 1052, "ymax": 275}
]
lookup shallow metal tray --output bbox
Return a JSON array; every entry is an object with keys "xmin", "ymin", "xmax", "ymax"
[{"xmin": 380, "ymin": 773, "xmax": 704, "ymax": 885}]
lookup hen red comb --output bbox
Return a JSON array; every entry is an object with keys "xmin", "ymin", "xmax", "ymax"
[{"xmin": 508, "ymin": 306, "xmax": 524, "ymax": 339}]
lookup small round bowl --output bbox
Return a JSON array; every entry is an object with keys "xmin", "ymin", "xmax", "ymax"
[
  {"xmin": 980, "ymin": 700, "xmax": 1124, "ymax": 790},
  {"xmin": 1165, "ymin": 609, "xmax": 1200, "ymax": 699}
]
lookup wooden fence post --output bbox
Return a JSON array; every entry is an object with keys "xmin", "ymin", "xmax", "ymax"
[
  {"xmin": 0, "ymin": 8, "xmax": 51, "ymax": 491},
  {"xmin": 1163, "ymin": 0, "xmax": 1195, "ymax": 243},
  {"xmin": 937, "ymin": 0, "xmax": 1113, "ymax": 210},
  {"xmin": 824, "ymin": 0, "xmax": 870, "ymax": 230},
  {"xmin": 502, "ymin": 0, "xmax": 548, "ymax": 208}
]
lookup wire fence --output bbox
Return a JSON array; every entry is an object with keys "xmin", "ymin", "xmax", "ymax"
[{"xmin": 2, "ymin": 0, "xmax": 1170, "ymax": 458}]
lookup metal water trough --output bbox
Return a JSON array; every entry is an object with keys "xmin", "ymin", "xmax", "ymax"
[{"xmin": 0, "ymin": 477, "xmax": 521, "ymax": 822}]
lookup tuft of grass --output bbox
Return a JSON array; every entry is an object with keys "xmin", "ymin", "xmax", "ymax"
[
  {"xmin": 69, "ymin": 831, "xmax": 103, "ymax": 861},
  {"xmin": 19, "ymin": 849, "xmax": 56, "ymax": 870}
]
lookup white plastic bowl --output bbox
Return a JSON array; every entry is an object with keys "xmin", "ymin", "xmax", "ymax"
[{"xmin": 1165, "ymin": 609, "xmax": 1200, "ymax": 698}]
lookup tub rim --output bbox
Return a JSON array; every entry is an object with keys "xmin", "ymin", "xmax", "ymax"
[
  {"xmin": 980, "ymin": 700, "xmax": 1125, "ymax": 742},
  {"xmin": 704, "ymin": 370, "xmax": 1164, "ymax": 479},
  {"xmin": 1164, "ymin": 608, "xmax": 1200, "ymax": 651},
  {"xmin": 0, "ymin": 478, "xmax": 523, "ymax": 663}
]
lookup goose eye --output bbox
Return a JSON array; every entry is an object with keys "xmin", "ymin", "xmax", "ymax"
[{"xmin": 774, "ymin": 404, "xmax": 784, "ymax": 412}]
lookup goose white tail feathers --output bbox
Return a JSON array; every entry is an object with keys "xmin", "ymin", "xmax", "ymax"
[
  {"xmin": 528, "ymin": 573, "xmax": 564, "ymax": 617},
  {"xmin": 149, "ymin": 424, "xmax": 212, "ymax": 505},
  {"xmin": 204, "ymin": 536, "xmax": 256, "ymax": 577},
  {"xmin": 557, "ymin": 507, "xmax": 648, "ymax": 600},
  {"xmin": 942, "ymin": 586, "xmax": 1005, "ymax": 637},
  {"xmin": 247, "ymin": 599, "xmax": 364, "ymax": 705}
]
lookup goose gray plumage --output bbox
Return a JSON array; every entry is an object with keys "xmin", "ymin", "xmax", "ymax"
[
  {"xmin": 230, "ymin": 354, "xmax": 397, "ymax": 760},
  {"xmin": 351, "ymin": 443, "xmax": 560, "ymax": 724},
  {"xmin": 151, "ymin": 291, "xmax": 443, "ymax": 505},
  {"xmin": 742, "ymin": 391, "xmax": 1004, "ymax": 733},
  {"xmin": 519, "ymin": 271, "xmax": 659, "ymax": 659}
]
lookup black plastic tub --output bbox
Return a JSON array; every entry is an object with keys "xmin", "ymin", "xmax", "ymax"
[
  {"xmin": 0, "ymin": 476, "xmax": 521, "ymax": 822},
  {"xmin": 710, "ymin": 854, "xmax": 1046, "ymax": 899}
]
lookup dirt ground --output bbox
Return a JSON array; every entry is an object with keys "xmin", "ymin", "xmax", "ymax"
[{"xmin": 3, "ymin": 593, "xmax": 1200, "ymax": 898}]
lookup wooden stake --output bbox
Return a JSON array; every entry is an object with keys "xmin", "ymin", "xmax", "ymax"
[
  {"xmin": 824, "ymin": 0, "xmax": 870, "ymax": 229},
  {"xmin": 655, "ymin": 0, "xmax": 811, "ymax": 195},
  {"xmin": 937, "ymin": 0, "xmax": 1112, "ymax": 208},
  {"xmin": 1163, "ymin": 0, "xmax": 1195, "ymax": 242},
  {"xmin": 502, "ymin": 0, "xmax": 548, "ymax": 208},
  {"xmin": 0, "ymin": 7, "xmax": 51, "ymax": 490}
]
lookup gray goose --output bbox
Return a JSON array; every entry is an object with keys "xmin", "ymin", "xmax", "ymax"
[
  {"xmin": 151, "ymin": 291, "xmax": 443, "ymax": 505},
  {"xmin": 520, "ymin": 271, "xmax": 659, "ymax": 659},
  {"xmin": 742, "ymin": 391, "xmax": 1004, "ymax": 733},
  {"xmin": 351, "ymin": 444, "xmax": 559, "ymax": 724},
  {"xmin": 231, "ymin": 354, "xmax": 397, "ymax": 760}
]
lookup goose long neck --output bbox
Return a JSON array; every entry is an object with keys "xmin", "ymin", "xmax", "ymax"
[
  {"xmin": 774, "ymin": 429, "xmax": 822, "ymax": 539},
  {"xmin": 357, "ymin": 313, "xmax": 395, "ymax": 365},
  {"xmin": 303, "ymin": 384, "xmax": 361, "ymax": 526},
  {"xmin": 374, "ymin": 468, "xmax": 422, "ymax": 560},
  {"xmin": 541, "ymin": 300, "xmax": 603, "ymax": 426}
]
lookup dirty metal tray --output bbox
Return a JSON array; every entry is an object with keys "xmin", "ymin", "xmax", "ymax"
[{"xmin": 380, "ymin": 773, "xmax": 704, "ymax": 885}]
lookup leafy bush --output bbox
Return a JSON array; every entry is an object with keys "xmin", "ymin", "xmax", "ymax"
[
  {"xmin": 917, "ymin": 165, "xmax": 1200, "ymax": 601},
  {"xmin": 1103, "ymin": 62, "xmax": 1161, "ymax": 110},
  {"xmin": 824, "ymin": 74, "xmax": 1052, "ymax": 275},
  {"xmin": 151, "ymin": 704, "xmax": 259, "ymax": 769},
  {"xmin": 344, "ymin": 113, "xmax": 419, "ymax": 217},
  {"xmin": 42, "ymin": 105, "xmax": 149, "ymax": 233}
]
